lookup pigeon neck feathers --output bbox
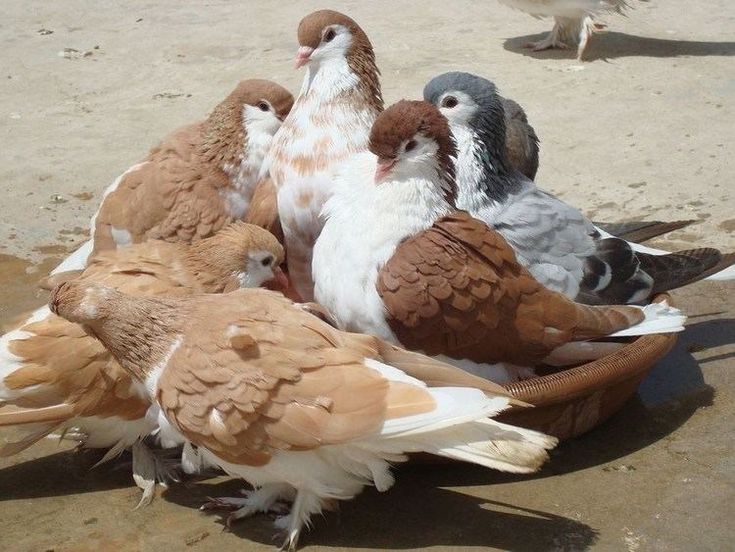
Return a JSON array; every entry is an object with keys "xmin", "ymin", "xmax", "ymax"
[
  {"xmin": 51, "ymin": 284, "xmax": 184, "ymax": 386},
  {"xmin": 459, "ymin": 98, "xmax": 524, "ymax": 209}
]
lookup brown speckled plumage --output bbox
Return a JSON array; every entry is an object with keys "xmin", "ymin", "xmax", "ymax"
[
  {"xmin": 91, "ymin": 80, "xmax": 293, "ymax": 257},
  {"xmin": 0, "ymin": 224, "xmax": 284, "ymax": 449}
]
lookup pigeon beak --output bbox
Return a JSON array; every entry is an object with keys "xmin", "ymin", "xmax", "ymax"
[
  {"xmin": 374, "ymin": 158, "xmax": 396, "ymax": 184},
  {"xmin": 265, "ymin": 266, "xmax": 290, "ymax": 292},
  {"xmin": 295, "ymin": 46, "xmax": 314, "ymax": 69}
]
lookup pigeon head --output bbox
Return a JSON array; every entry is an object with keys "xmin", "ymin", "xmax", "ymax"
[
  {"xmin": 424, "ymin": 71, "xmax": 509, "ymax": 181},
  {"xmin": 187, "ymin": 222, "xmax": 287, "ymax": 291},
  {"xmin": 368, "ymin": 100, "xmax": 457, "ymax": 203},
  {"xmin": 232, "ymin": 78, "xmax": 294, "ymax": 124},
  {"xmin": 423, "ymin": 72, "xmax": 508, "ymax": 169},
  {"xmin": 203, "ymin": 79, "xmax": 294, "ymax": 170},
  {"xmin": 424, "ymin": 72, "xmax": 500, "ymax": 126},
  {"xmin": 296, "ymin": 10, "xmax": 373, "ymax": 69}
]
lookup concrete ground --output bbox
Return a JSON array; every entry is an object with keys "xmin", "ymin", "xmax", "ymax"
[{"xmin": 0, "ymin": 1, "xmax": 733, "ymax": 550}]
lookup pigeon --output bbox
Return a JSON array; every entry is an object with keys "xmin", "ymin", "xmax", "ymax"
[
  {"xmin": 50, "ymin": 280, "xmax": 557, "ymax": 550},
  {"xmin": 422, "ymin": 72, "xmax": 735, "ymax": 305},
  {"xmin": 498, "ymin": 0, "xmax": 640, "ymax": 60},
  {"xmin": 262, "ymin": 9, "xmax": 383, "ymax": 301},
  {"xmin": 313, "ymin": 100, "xmax": 685, "ymax": 378},
  {"xmin": 46, "ymin": 79, "xmax": 294, "ymax": 287},
  {"xmin": 0, "ymin": 222, "xmax": 285, "ymax": 507}
]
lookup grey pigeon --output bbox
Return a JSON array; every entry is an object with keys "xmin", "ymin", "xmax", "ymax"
[{"xmin": 423, "ymin": 71, "xmax": 733, "ymax": 304}]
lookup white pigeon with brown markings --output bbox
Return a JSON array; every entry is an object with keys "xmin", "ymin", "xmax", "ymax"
[
  {"xmin": 50, "ymin": 280, "xmax": 556, "ymax": 550},
  {"xmin": 313, "ymin": 100, "xmax": 685, "ymax": 382},
  {"xmin": 0, "ymin": 223, "xmax": 285, "ymax": 507},
  {"xmin": 46, "ymin": 79, "xmax": 294, "ymax": 287},
  {"xmin": 262, "ymin": 10, "xmax": 383, "ymax": 301}
]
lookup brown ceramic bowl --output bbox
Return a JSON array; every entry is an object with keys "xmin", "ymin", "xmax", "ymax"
[{"xmin": 496, "ymin": 294, "xmax": 678, "ymax": 441}]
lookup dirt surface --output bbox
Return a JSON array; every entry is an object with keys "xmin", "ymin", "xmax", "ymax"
[{"xmin": 1, "ymin": 1, "xmax": 733, "ymax": 551}]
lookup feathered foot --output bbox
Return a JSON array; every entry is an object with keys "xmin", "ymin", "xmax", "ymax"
[
  {"xmin": 524, "ymin": 22, "xmax": 569, "ymax": 52},
  {"xmin": 576, "ymin": 16, "xmax": 601, "ymax": 60},
  {"xmin": 273, "ymin": 489, "xmax": 324, "ymax": 551},
  {"xmin": 131, "ymin": 441, "xmax": 181, "ymax": 509},
  {"xmin": 201, "ymin": 484, "xmax": 294, "ymax": 529}
]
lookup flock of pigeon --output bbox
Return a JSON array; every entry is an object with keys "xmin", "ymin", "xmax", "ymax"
[{"xmin": 1, "ymin": 8, "xmax": 733, "ymax": 551}]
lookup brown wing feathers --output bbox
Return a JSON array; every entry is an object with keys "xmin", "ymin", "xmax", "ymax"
[{"xmin": 378, "ymin": 211, "xmax": 646, "ymax": 366}]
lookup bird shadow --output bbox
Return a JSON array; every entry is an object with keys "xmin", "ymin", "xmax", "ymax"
[
  {"xmin": 503, "ymin": 32, "xmax": 735, "ymax": 61},
  {"xmin": 638, "ymin": 318, "xmax": 735, "ymax": 405},
  {"xmin": 0, "ymin": 447, "xmax": 134, "ymax": 501},
  {"xmin": 164, "ymin": 475, "xmax": 599, "ymax": 550}
]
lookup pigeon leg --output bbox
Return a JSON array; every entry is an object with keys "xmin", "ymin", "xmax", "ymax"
[
  {"xmin": 131, "ymin": 441, "xmax": 181, "ymax": 509},
  {"xmin": 201, "ymin": 483, "xmax": 294, "ymax": 528},
  {"xmin": 524, "ymin": 20, "xmax": 569, "ymax": 51},
  {"xmin": 274, "ymin": 489, "xmax": 323, "ymax": 551},
  {"xmin": 576, "ymin": 16, "xmax": 596, "ymax": 60}
]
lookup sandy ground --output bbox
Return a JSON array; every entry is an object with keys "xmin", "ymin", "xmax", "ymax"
[{"xmin": 0, "ymin": 1, "xmax": 733, "ymax": 550}]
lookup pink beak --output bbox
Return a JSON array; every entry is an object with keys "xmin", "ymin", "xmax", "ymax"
[
  {"xmin": 374, "ymin": 158, "xmax": 396, "ymax": 184},
  {"xmin": 295, "ymin": 46, "xmax": 314, "ymax": 69}
]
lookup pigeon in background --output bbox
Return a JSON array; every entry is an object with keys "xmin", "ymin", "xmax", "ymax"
[
  {"xmin": 498, "ymin": 0, "xmax": 643, "ymax": 60},
  {"xmin": 423, "ymin": 72, "xmax": 734, "ymax": 305},
  {"xmin": 0, "ymin": 223, "xmax": 285, "ymax": 507},
  {"xmin": 262, "ymin": 10, "xmax": 383, "ymax": 301},
  {"xmin": 313, "ymin": 100, "xmax": 685, "ymax": 381},
  {"xmin": 45, "ymin": 79, "xmax": 293, "ymax": 287},
  {"xmin": 50, "ymin": 280, "xmax": 556, "ymax": 550}
]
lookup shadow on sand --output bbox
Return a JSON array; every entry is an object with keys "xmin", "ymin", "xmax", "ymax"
[
  {"xmin": 503, "ymin": 31, "xmax": 735, "ymax": 62},
  {"xmin": 165, "ymin": 475, "xmax": 599, "ymax": 550}
]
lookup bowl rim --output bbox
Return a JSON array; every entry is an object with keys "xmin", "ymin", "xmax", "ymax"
[{"xmin": 501, "ymin": 294, "xmax": 678, "ymax": 406}]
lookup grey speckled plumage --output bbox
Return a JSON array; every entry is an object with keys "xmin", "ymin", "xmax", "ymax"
[
  {"xmin": 498, "ymin": 0, "xmax": 643, "ymax": 60},
  {"xmin": 423, "ymin": 71, "xmax": 730, "ymax": 305}
]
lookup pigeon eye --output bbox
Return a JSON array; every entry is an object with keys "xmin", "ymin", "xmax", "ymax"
[
  {"xmin": 442, "ymin": 96, "xmax": 458, "ymax": 109},
  {"xmin": 404, "ymin": 139, "xmax": 417, "ymax": 153},
  {"xmin": 324, "ymin": 28, "xmax": 336, "ymax": 42},
  {"xmin": 261, "ymin": 256, "xmax": 273, "ymax": 267},
  {"xmin": 257, "ymin": 101, "xmax": 270, "ymax": 112}
]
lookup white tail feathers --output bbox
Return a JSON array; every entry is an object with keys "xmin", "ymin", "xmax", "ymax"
[
  {"xmin": 372, "ymin": 377, "xmax": 557, "ymax": 474},
  {"xmin": 610, "ymin": 300, "xmax": 686, "ymax": 337},
  {"xmin": 408, "ymin": 417, "xmax": 557, "ymax": 474}
]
